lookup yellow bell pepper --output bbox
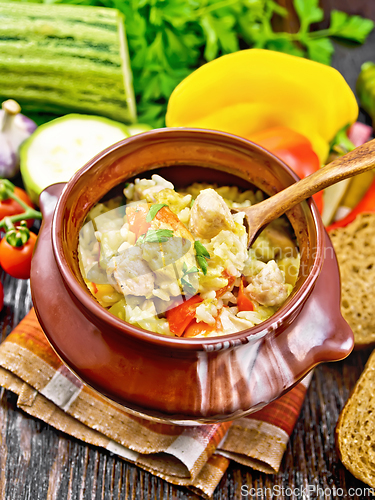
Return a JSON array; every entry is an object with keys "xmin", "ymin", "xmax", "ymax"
[
  {"xmin": 166, "ymin": 49, "xmax": 358, "ymax": 164},
  {"xmin": 86, "ymin": 281, "xmax": 122, "ymax": 307}
]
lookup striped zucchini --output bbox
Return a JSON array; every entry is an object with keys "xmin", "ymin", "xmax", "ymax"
[{"xmin": 0, "ymin": 1, "xmax": 136, "ymax": 123}]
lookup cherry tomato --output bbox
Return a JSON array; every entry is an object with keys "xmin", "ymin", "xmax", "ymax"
[
  {"xmin": 0, "ymin": 232, "xmax": 37, "ymax": 279},
  {"xmin": 0, "ymin": 187, "xmax": 34, "ymax": 228}
]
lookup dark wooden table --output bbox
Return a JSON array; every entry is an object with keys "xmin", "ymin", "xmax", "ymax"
[{"xmin": 2, "ymin": 8, "xmax": 375, "ymax": 500}]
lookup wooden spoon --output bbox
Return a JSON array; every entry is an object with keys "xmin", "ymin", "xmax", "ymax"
[{"xmin": 240, "ymin": 138, "xmax": 375, "ymax": 248}]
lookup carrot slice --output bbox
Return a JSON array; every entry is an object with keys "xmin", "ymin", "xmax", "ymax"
[{"xmin": 126, "ymin": 204, "xmax": 151, "ymax": 240}]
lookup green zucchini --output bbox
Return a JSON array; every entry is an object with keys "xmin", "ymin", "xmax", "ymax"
[
  {"xmin": 20, "ymin": 113, "xmax": 130, "ymax": 204},
  {"xmin": 0, "ymin": 1, "xmax": 136, "ymax": 123}
]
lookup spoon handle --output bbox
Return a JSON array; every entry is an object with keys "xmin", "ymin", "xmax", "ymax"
[{"xmin": 249, "ymin": 138, "xmax": 375, "ymax": 232}]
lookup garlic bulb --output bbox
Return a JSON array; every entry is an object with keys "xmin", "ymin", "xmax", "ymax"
[{"xmin": 0, "ymin": 99, "xmax": 37, "ymax": 178}]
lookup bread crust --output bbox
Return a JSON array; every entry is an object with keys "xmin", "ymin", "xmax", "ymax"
[
  {"xmin": 329, "ymin": 213, "xmax": 375, "ymax": 348},
  {"xmin": 336, "ymin": 349, "xmax": 375, "ymax": 487}
]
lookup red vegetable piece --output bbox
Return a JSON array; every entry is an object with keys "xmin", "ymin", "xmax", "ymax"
[
  {"xmin": 0, "ymin": 231, "xmax": 37, "ymax": 279},
  {"xmin": 183, "ymin": 319, "xmax": 217, "ymax": 337},
  {"xmin": 166, "ymin": 295, "xmax": 203, "ymax": 337},
  {"xmin": 237, "ymin": 277, "xmax": 254, "ymax": 312},
  {"xmin": 126, "ymin": 204, "xmax": 151, "ymax": 240},
  {"xmin": 327, "ymin": 177, "xmax": 375, "ymax": 231},
  {"xmin": 249, "ymin": 126, "xmax": 323, "ymax": 213},
  {"xmin": 0, "ymin": 187, "xmax": 34, "ymax": 229}
]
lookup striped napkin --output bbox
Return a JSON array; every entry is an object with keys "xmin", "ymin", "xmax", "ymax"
[{"xmin": 0, "ymin": 308, "xmax": 311, "ymax": 498}]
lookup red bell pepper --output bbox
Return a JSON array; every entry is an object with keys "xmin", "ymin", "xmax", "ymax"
[
  {"xmin": 327, "ymin": 177, "xmax": 375, "ymax": 231},
  {"xmin": 249, "ymin": 126, "xmax": 323, "ymax": 213},
  {"xmin": 237, "ymin": 277, "xmax": 254, "ymax": 312},
  {"xmin": 183, "ymin": 318, "xmax": 217, "ymax": 337},
  {"xmin": 166, "ymin": 295, "xmax": 203, "ymax": 337}
]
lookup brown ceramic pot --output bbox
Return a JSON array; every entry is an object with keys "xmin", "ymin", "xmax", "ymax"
[{"xmin": 30, "ymin": 128, "xmax": 354, "ymax": 424}]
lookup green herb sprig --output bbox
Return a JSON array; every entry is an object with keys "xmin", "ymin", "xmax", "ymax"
[
  {"xmin": 194, "ymin": 240, "xmax": 210, "ymax": 275},
  {"xmin": 137, "ymin": 228, "xmax": 173, "ymax": 244},
  {"xmin": 146, "ymin": 203, "xmax": 168, "ymax": 222},
  {"xmin": 180, "ymin": 262, "xmax": 199, "ymax": 295}
]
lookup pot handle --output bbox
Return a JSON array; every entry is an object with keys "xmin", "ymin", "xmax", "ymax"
[
  {"xmin": 38, "ymin": 183, "xmax": 67, "ymax": 220},
  {"xmin": 31, "ymin": 183, "xmax": 67, "ymax": 292}
]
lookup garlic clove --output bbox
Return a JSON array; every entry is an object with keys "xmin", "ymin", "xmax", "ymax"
[
  {"xmin": 0, "ymin": 133, "xmax": 16, "ymax": 177},
  {"xmin": 0, "ymin": 99, "xmax": 37, "ymax": 178}
]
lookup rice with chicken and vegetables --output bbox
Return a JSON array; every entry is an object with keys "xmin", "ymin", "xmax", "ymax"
[{"xmin": 78, "ymin": 174, "xmax": 300, "ymax": 338}]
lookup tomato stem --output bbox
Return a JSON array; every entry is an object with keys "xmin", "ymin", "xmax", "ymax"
[
  {"xmin": 0, "ymin": 180, "xmax": 42, "ymax": 229},
  {"xmin": 0, "ymin": 179, "xmax": 15, "ymax": 200},
  {"xmin": 4, "ymin": 221, "xmax": 30, "ymax": 247},
  {"xmin": 3, "ymin": 217, "xmax": 14, "ymax": 232}
]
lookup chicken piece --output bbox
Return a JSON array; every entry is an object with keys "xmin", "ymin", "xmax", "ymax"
[
  {"xmin": 107, "ymin": 246, "xmax": 154, "ymax": 297},
  {"xmin": 246, "ymin": 260, "xmax": 289, "ymax": 307},
  {"xmin": 189, "ymin": 188, "xmax": 235, "ymax": 240},
  {"xmin": 134, "ymin": 175, "xmax": 174, "ymax": 202}
]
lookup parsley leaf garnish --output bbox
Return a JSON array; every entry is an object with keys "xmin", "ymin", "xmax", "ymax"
[
  {"xmin": 180, "ymin": 262, "xmax": 199, "ymax": 296},
  {"xmin": 194, "ymin": 241, "xmax": 210, "ymax": 258},
  {"xmin": 137, "ymin": 229, "xmax": 173, "ymax": 244},
  {"xmin": 146, "ymin": 203, "xmax": 168, "ymax": 222},
  {"xmin": 194, "ymin": 241, "xmax": 210, "ymax": 275},
  {"xmin": 181, "ymin": 278, "xmax": 196, "ymax": 295},
  {"xmin": 196, "ymin": 256, "xmax": 208, "ymax": 275},
  {"xmin": 182, "ymin": 262, "xmax": 199, "ymax": 275}
]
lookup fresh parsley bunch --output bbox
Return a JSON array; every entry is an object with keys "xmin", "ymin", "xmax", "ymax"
[{"xmin": 112, "ymin": 0, "xmax": 374, "ymax": 126}]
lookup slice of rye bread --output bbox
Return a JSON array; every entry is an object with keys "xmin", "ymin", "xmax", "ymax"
[
  {"xmin": 329, "ymin": 213, "xmax": 375, "ymax": 347},
  {"xmin": 336, "ymin": 349, "xmax": 375, "ymax": 487}
]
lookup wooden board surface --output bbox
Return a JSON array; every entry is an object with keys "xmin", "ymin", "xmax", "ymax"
[{"xmin": 2, "ymin": 4, "xmax": 375, "ymax": 498}]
